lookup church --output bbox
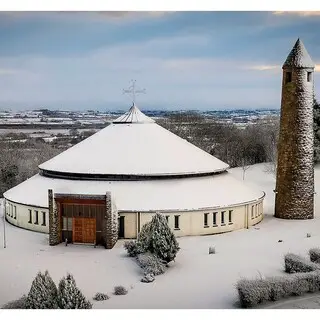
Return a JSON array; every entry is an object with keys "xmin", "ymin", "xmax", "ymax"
[{"xmin": 3, "ymin": 101, "xmax": 265, "ymax": 248}]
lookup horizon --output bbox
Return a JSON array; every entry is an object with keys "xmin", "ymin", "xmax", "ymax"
[{"xmin": 1, "ymin": 11, "xmax": 320, "ymax": 111}]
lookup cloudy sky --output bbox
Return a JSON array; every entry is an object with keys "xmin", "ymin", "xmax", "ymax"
[{"xmin": 0, "ymin": 11, "xmax": 320, "ymax": 111}]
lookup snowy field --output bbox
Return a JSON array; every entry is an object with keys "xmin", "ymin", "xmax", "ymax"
[{"xmin": 2, "ymin": 163, "xmax": 320, "ymax": 309}]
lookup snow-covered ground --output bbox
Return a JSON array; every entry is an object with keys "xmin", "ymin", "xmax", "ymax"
[{"xmin": 1, "ymin": 163, "xmax": 320, "ymax": 309}]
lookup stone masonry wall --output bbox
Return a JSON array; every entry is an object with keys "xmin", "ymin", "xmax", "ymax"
[
  {"xmin": 275, "ymin": 67, "xmax": 314, "ymax": 219},
  {"xmin": 103, "ymin": 192, "xmax": 118, "ymax": 249},
  {"xmin": 48, "ymin": 189, "xmax": 60, "ymax": 245}
]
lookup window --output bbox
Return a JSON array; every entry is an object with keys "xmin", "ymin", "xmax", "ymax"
[
  {"xmin": 62, "ymin": 217, "xmax": 73, "ymax": 230},
  {"xmin": 307, "ymin": 72, "xmax": 312, "ymax": 82},
  {"xmin": 42, "ymin": 212, "xmax": 46, "ymax": 226},
  {"xmin": 285, "ymin": 71, "xmax": 292, "ymax": 83},
  {"xmin": 213, "ymin": 212, "xmax": 217, "ymax": 226},
  {"xmin": 10, "ymin": 204, "xmax": 13, "ymax": 217},
  {"xmin": 165, "ymin": 215, "xmax": 169, "ymax": 223},
  {"xmin": 229, "ymin": 210, "xmax": 233, "ymax": 223},
  {"xmin": 251, "ymin": 206, "xmax": 254, "ymax": 219},
  {"xmin": 28, "ymin": 209, "xmax": 32, "ymax": 223},
  {"xmin": 221, "ymin": 211, "xmax": 225, "ymax": 225},
  {"xmin": 34, "ymin": 210, "xmax": 39, "ymax": 224},
  {"xmin": 204, "ymin": 213, "xmax": 209, "ymax": 227},
  {"xmin": 14, "ymin": 206, "xmax": 17, "ymax": 219},
  {"xmin": 174, "ymin": 215, "xmax": 180, "ymax": 230}
]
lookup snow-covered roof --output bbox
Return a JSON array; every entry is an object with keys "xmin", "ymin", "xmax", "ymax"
[
  {"xmin": 39, "ymin": 105, "xmax": 229, "ymax": 177},
  {"xmin": 3, "ymin": 172, "xmax": 264, "ymax": 212},
  {"xmin": 113, "ymin": 104, "xmax": 155, "ymax": 123},
  {"xmin": 283, "ymin": 38, "xmax": 315, "ymax": 69}
]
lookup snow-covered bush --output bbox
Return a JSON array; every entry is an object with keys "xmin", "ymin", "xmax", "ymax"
[
  {"xmin": 237, "ymin": 271, "xmax": 320, "ymax": 308},
  {"xmin": 123, "ymin": 240, "xmax": 143, "ymax": 257},
  {"xmin": 137, "ymin": 213, "xmax": 180, "ymax": 263},
  {"xmin": 1, "ymin": 295, "xmax": 27, "ymax": 309},
  {"xmin": 141, "ymin": 273, "xmax": 155, "ymax": 283},
  {"xmin": 114, "ymin": 286, "xmax": 128, "ymax": 295},
  {"xmin": 309, "ymin": 248, "xmax": 320, "ymax": 263},
  {"xmin": 57, "ymin": 273, "xmax": 92, "ymax": 309},
  {"xmin": 93, "ymin": 292, "xmax": 109, "ymax": 301},
  {"xmin": 284, "ymin": 253, "xmax": 319, "ymax": 273},
  {"xmin": 25, "ymin": 270, "xmax": 58, "ymax": 309},
  {"xmin": 136, "ymin": 252, "xmax": 167, "ymax": 276}
]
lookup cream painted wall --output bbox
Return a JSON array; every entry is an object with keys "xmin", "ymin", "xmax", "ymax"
[
  {"xmin": 4, "ymin": 197, "xmax": 264, "ymax": 239},
  {"xmin": 124, "ymin": 199, "xmax": 264, "ymax": 238},
  {"xmin": 4, "ymin": 199, "xmax": 49, "ymax": 234}
]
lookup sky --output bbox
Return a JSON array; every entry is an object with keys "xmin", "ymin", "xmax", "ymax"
[{"xmin": 0, "ymin": 11, "xmax": 320, "ymax": 111}]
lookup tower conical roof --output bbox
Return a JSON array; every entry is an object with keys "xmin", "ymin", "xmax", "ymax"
[
  {"xmin": 283, "ymin": 38, "xmax": 315, "ymax": 69},
  {"xmin": 39, "ymin": 105, "xmax": 229, "ymax": 178}
]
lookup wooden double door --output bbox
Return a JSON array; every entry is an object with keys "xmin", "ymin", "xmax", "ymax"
[{"xmin": 73, "ymin": 217, "xmax": 96, "ymax": 244}]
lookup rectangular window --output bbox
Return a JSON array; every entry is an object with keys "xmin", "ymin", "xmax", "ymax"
[
  {"xmin": 221, "ymin": 211, "xmax": 225, "ymax": 225},
  {"xmin": 213, "ymin": 212, "xmax": 217, "ymax": 226},
  {"xmin": 204, "ymin": 213, "xmax": 209, "ymax": 227},
  {"xmin": 174, "ymin": 215, "xmax": 180, "ymax": 230},
  {"xmin": 229, "ymin": 210, "xmax": 233, "ymax": 223},
  {"xmin": 42, "ymin": 211, "xmax": 46, "ymax": 226},
  {"xmin": 285, "ymin": 71, "xmax": 292, "ymax": 83},
  {"xmin": 34, "ymin": 210, "xmax": 39, "ymax": 224},
  {"xmin": 251, "ymin": 206, "xmax": 254, "ymax": 219},
  {"xmin": 165, "ymin": 215, "xmax": 169, "ymax": 223},
  {"xmin": 28, "ymin": 209, "xmax": 32, "ymax": 223},
  {"xmin": 307, "ymin": 72, "xmax": 312, "ymax": 82},
  {"xmin": 14, "ymin": 206, "xmax": 17, "ymax": 219},
  {"xmin": 62, "ymin": 217, "xmax": 73, "ymax": 230},
  {"xmin": 10, "ymin": 204, "xmax": 13, "ymax": 217}
]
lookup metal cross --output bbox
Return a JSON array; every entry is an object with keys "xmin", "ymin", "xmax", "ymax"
[{"xmin": 123, "ymin": 80, "xmax": 146, "ymax": 104}]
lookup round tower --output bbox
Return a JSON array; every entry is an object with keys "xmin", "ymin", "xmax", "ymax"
[{"xmin": 275, "ymin": 38, "xmax": 315, "ymax": 219}]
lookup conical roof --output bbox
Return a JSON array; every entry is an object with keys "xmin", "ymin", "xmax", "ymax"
[
  {"xmin": 39, "ymin": 105, "xmax": 229, "ymax": 178},
  {"xmin": 283, "ymin": 38, "xmax": 315, "ymax": 69}
]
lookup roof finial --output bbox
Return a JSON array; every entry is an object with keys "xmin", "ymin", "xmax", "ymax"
[{"xmin": 123, "ymin": 80, "xmax": 146, "ymax": 105}]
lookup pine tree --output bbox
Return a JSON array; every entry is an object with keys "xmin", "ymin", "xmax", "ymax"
[
  {"xmin": 57, "ymin": 273, "xmax": 92, "ymax": 309},
  {"xmin": 25, "ymin": 270, "xmax": 58, "ymax": 309},
  {"xmin": 137, "ymin": 213, "xmax": 180, "ymax": 263}
]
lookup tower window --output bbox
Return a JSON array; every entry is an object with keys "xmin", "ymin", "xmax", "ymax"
[
  {"xmin": 28, "ymin": 209, "xmax": 32, "ymax": 223},
  {"xmin": 42, "ymin": 211, "xmax": 46, "ymax": 226},
  {"xmin": 285, "ymin": 72, "xmax": 292, "ymax": 84},
  {"xmin": 229, "ymin": 210, "xmax": 233, "ymax": 223},
  {"xmin": 34, "ymin": 210, "xmax": 39, "ymax": 224},
  {"xmin": 221, "ymin": 211, "xmax": 225, "ymax": 225},
  {"xmin": 307, "ymin": 72, "xmax": 312, "ymax": 82}
]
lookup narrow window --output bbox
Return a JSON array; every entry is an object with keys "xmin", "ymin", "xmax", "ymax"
[
  {"xmin": 165, "ymin": 215, "xmax": 169, "ymax": 223},
  {"xmin": 213, "ymin": 212, "xmax": 217, "ymax": 226},
  {"xmin": 251, "ymin": 206, "xmax": 254, "ymax": 219},
  {"xmin": 221, "ymin": 211, "xmax": 225, "ymax": 225},
  {"xmin": 14, "ymin": 206, "xmax": 17, "ymax": 219},
  {"xmin": 174, "ymin": 215, "xmax": 180, "ymax": 230},
  {"xmin": 229, "ymin": 210, "xmax": 233, "ymax": 223},
  {"xmin": 34, "ymin": 210, "xmax": 39, "ymax": 224},
  {"xmin": 28, "ymin": 209, "xmax": 32, "ymax": 223},
  {"xmin": 10, "ymin": 204, "xmax": 13, "ymax": 217},
  {"xmin": 42, "ymin": 211, "xmax": 46, "ymax": 226},
  {"xmin": 285, "ymin": 71, "xmax": 292, "ymax": 83},
  {"xmin": 204, "ymin": 213, "xmax": 209, "ymax": 227},
  {"xmin": 307, "ymin": 72, "xmax": 312, "ymax": 82}
]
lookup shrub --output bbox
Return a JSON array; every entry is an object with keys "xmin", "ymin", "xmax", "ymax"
[
  {"xmin": 284, "ymin": 253, "xmax": 319, "ymax": 273},
  {"xmin": 1, "ymin": 295, "xmax": 27, "ymax": 309},
  {"xmin": 136, "ymin": 252, "xmax": 167, "ymax": 276},
  {"xmin": 25, "ymin": 270, "xmax": 58, "ymax": 309},
  {"xmin": 114, "ymin": 286, "xmax": 128, "ymax": 295},
  {"xmin": 136, "ymin": 213, "xmax": 180, "ymax": 263},
  {"xmin": 93, "ymin": 292, "xmax": 109, "ymax": 301},
  {"xmin": 57, "ymin": 273, "xmax": 92, "ymax": 309},
  {"xmin": 309, "ymin": 248, "xmax": 320, "ymax": 263},
  {"xmin": 236, "ymin": 271, "xmax": 320, "ymax": 308},
  {"xmin": 123, "ymin": 240, "xmax": 143, "ymax": 257}
]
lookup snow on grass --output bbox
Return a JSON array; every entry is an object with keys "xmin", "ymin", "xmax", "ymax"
[{"xmin": 2, "ymin": 163, "xmax": 320, "ymax": 309}]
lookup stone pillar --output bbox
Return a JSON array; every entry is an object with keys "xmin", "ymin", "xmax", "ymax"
[
  {"xmin": 275, "ymin": 39, "xmax": 315, "ymax": 219},
  {"xmin": 103, "ymin": 192, "xmax": 118, "ymax": 249},
  {"xmin": 48, "ymin": 189, "xmax": 60, "ymax": 245}
]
